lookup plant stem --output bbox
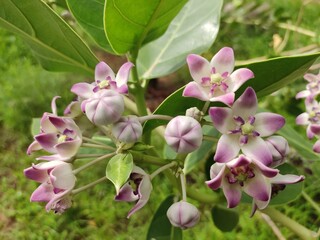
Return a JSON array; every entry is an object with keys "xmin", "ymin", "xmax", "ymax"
[
  {"xmin": 302, "ymin": 191, "xmax": 320, "ymax": 215},
  {"xmin": 139, "ymin": 114, "xmax": 173, "ymax": 123},
  {"xmin": 203, "ymin": 135, "xmax": 218, "ymax": 142},
  {"xmin": 180, "ymin": 172, "xmax": 187, "ymax": 201},
  {"xmin": 201, "ymin": 101, "xmax": 210, "ymax": 114},
  {"xmin": 72, "ymin": 176, "xmax": 107, "ymax": 195},
  {"xmin": 81, "ymin": 143, "xmax": 115, "ymax": 151},
  {"xmin": 186, "ymin": 187, "xmax": 218, "ymax": 204},
  {"xmin": 75, "ymin": 154, "xmax": 104, "ymax": 159},
  {"xmin": 150, "ymin": 161, "xmax": 177, "ymax": 180},
  {"xmin": 73, "ymin": 152, "xmax": 116, "ymax": 175},
  {"xmin": 130, "ymin": 151, "xmax": 170, "ymax": 166},
  {"xmin": 261, "ymin": 207, "xmax": 318, "ymax": 240}
]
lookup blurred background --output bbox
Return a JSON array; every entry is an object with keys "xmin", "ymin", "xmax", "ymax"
[{"xmin": 0, "ymin": 0, "xmax": 319, "ymax": 239}]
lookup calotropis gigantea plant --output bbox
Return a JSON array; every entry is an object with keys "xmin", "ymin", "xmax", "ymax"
[{"xmin": 1, "ymin": 0, "xmax": 319, "ymax": 239}]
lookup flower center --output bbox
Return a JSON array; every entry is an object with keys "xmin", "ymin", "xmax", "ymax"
[
  {"xmin": 227, "ymin": 165, "xmax": 255, "ymax": 186},
  {"xmin": 210, "ymin": 73, "xmax": 223, "ymax": 85},
  {"xmin": 98, "ymin": 79, "xmax": 110, "ymax": 89},
  {"xmin": 57, "ymin": 134, "xmax": 67, "ymax": 143},
  {"xmin": 241, "ymin": 122, "xmax": 254, "ymax": 135}
]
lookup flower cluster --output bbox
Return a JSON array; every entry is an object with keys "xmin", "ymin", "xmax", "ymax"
[{"xmin": 296, "ymin": 71, "xmax": 320, "ymax": 152}]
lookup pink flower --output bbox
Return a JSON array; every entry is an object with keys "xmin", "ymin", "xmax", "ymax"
[
  {"xmin": 164, "ymin": 116, "xmax": 203, "ymax": 153},
  {"xmin": 183, "ymin": 47, "xmax": 254, "ymax": 106},
  {"xmin": 167, "ymin": 201, "xmax": 200, "ymax": 229},
  {"xmin": 24, "ymin": 161, "xmax": 76, "ymax": 213},
  {"xmin": 206, "ymin": 155, "xmax": 304, "ymax": 209},
  {"xmin": 296, "ymin": 72, "xmax": 320, "ymax": 100},
  {"xmin": 296, "ymin": 98, "xmax": 320, "ymax": 139},
  {"xmin": 27, "ymin": 115, "xmax": 82, "ymax": 161},
  {"xmin": 71, "ymin": 61, "xmax": 134, "ymax": 98},
  {"xmin": 209, "ymin": 87, "xmax": 285, "ymax": 165},
  {"xmin": 115, "ymin": 166, "xmax": 152, "ymax": 218}
]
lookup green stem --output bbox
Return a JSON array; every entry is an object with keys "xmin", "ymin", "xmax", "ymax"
[
  {"xmin": 72, "ymin": 176, "xmax": 107, "ymax": 195},
  {"xmin": 139, "ymin": 114, "xmax": 173, "ymax": 123},
  {"xmin": 150, "ymin": 161, "xmax": 177, "ymax": 179},
  {"xmin": 201, "ymin": 101, "xmax": 210, "ymax": 114},
  {"xmin": 180, "ymin": 172, "xmax": 187, "ymax": 201},
  {"xmin": 186, "ymin": 187, "xmax": 219, "ymax": 204},
  {"xmin": 81, "ymin": 143, "xmax": 115, "ymax": 151},
  {"xmin": 302, "ymin": 191, "xmax": 320, "ymax": 215},
  {"xmin": 130, "ymin": 151, "xmax": 170, "ymax": 166},
  {"xmin": 261, "ymin": 207, "xmax": 318, "ymax": 240},
  {"xmin": 73, "ymin": 152, "xmax": 116, "ymax": 175},
  {"xmin": 75, "ymin": 154, "xmax": 104, "ymax": 159},
  {"xmin": 82, "ymin": 136, "xmax": 110, "ymax": 146}
]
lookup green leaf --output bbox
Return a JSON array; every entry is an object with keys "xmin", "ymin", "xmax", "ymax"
[
  {"xmin": 106, "ymin": 153, "xmax": 133, "ymax": 194},
  {"xmin": 104, "ymin": 0, "xmax": 187, "ymax": 54},
  {"xmin": 137, "ymin": 0, "xmax": 223, "ymax": 79},
  {"xmin": 211, "ymin": 205, "xmax": 239, "ymax": 232},
  {"xmin": 143, "ymin": 53, "xmax": 320, "ymax": 133},
  {"xmin": 238, "ymin": 52, "xmax": 320, "ymax": 98},
  {"xmin": 67, "ymin": 0, "xmax": 114, "ymax": 53},
  {"xmin": 31, "ymin": 118, "xmax": 41, "ymax": 136},
  {"xmin": 147, "ymin": 196, "xmax": 182, "ymax": 240},
  {"xmin": 278, "ymin": 125, "xmax": 319, "ymax": 161},
  {"xmin": 184, "ymin": 126, "xmax": 218, "ymax": 174},
  {"xmin": 269, "ymin": 163, "xmax": 304, "ymax": 205},
  {"xmin": 0, "ymin": 0, "xmax": 98, "ymax": 75}
]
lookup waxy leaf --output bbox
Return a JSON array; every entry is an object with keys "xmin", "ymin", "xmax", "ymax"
[
  {"xmin": 143, "ymin": 53, "xmax": 320, "ymax": 133},
  {"xmin": 0, "ymin": 0, "xmax": 98, "ymax": 76},
  {"xmin": 278, "ymin": 125, "xmax": 319, "ymax": 161},
  {"xmin": 137, "ymin": 0, "xmax": 223, "ymax": 79},
  {"xmin": 211, "ymin": 205, "xmax": 239, "ymax": 232},
  {"xmin": 147, "ymin": 196, "xmax": 182, "ymax": 240},
  {"xmin": 104, "ymin": 0, "xmax": 187, "ymax": 54},
  {"xmin": 106, "ymin": 153, "xmax": 133, "ymax": 194},
  {"xmin": 67, "ymin": 0, "xmax": 114, "ymax": 53}
]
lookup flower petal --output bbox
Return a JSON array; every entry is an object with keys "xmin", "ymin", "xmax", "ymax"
[
  {"xmin": 186, "ymin": 54, "xmax": 210, "ymax": 84},
  {"xmin": 254, "ymin": 113, "xmax": 285, "ymax": 137},
  {"xmin": 313, "ymin": 139, "xmax": 320, "ymax": 153},
  {"xmin": 35, "ymin": 133, "xmax": 58, "ymax": 153},
  {"xmin": 228, "ymin": 68, "xmax": 254, "ymax": 91},
  {"xmin": 214, "ymin": 134, "xmax": 240, "ymax": 163},
  {"xmin": 36, "ymin": 154, "xmax": 71, "ymax": 161},
  {"xmin": 232, "ymin": 87, "xmax": 257, "ymax": 119},
  {"xmin": 50, "ymin": 163, "xmax": 76, "ymax": 190},
  {"xmin": 271, "ymin": 173, "xmax": 304, "ymax": 184},
  {"xmin": 304, "ymin": 73, "xmax": 318, "ymax": 82},
  {"xmin": 295, "ymin": 90, "xmax": 310, "ymax": 99},
  {"xmin": 209, "ymin": 107, "xmax": 235, "ymax": 134},
  {"xmin": 95, "ymin": 61, "xmax": 115, "ymax": 81},
  {"xmin": 243, "ymin": 169, "xmax": 270, "ymax": 202},
  {"xmin": 241, "ymin": 136, "xmax": 272, "ymax": 166},
  {"xmin": 183, "ymin": 82, "xmax": 210, "ymax": 101},
  {"xmin": 30, "ymin": 182, "xmax": 54, "ymax": 202},
  {"xmin": 221, "ymin": 180, "xmax": 242, "ymax": 208},
  {"xmin": 27, "ymin": 141, "xmax": 42, "ymax": 155},
  {"xmin": 115, "ymin": 62, "xmax": 134, "ymax": 87},
  {"xmin": 115, "ymin": 183, "xmax": 139, "ymax": 202},
  {"xmin": 209, "ymin": 92, "xmax": 235, "ymax": 106},
  {"xmin": 55, "ymin": 139, "xmax": 82, "ymax": 158},
  {"xmin": 206, "ymin": 163, "xmax": 226, "ymax": 190},
  {"xmin": 210, "ymin": 47, "xmax": 234, "ymax": 74},
  {"xmin": 296, "ymin": 112, "xmax": 309, "ymax": 125},
  {"xmin": 24, "ymin": 166, "xmax": 48, "ymax": 183},
  {"xmin": 71, "ymin": 83, "xmax": 94, "ymax": 99},
  {"xmin": 310, "ymin": 124, "xmax": 320, "ymax": 135},
  {"xmin": 253, "ymin": 159, "xmax": 279, "ymax": 178}
]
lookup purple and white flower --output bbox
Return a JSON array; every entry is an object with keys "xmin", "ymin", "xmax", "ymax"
[
  {"xmin": 27, "ymin": 114, "xmax": 82, "ymax": 161},
  {"xmin": 265, "ymin": 136, "xmax": 289, "ymax": 166},
  {"xmin": 296, "ymin": 71, "xmax": 320, "ymax": 100},
  {"xmin": 112, "ymin": 116, "xmax": 143, "ymax": 143},
  {"xmin": 183, "ymin": 47, "xmax": 254, "ymax": 106},
  {"xmin": 296, "ymin": 98, "xmax": 320, "ymax": 139},
  {"xmin": 164, "ymin": 116, "xmax": 203, "ymax": 153},
  {"xmin": 209, "ymin": 87, "xmax": 285, "ymax": 165},
  {"xmin": 115, "ymin": 166, "xmax": 152, "ymax": 218},
  {"xmin": 167, "ymin": 201, "xmax": 200, "ymax": 229},
  {"xmin": 24, "ymin": 161, "xmax": 76, "ymax": 213},
  {"xmin": 71, "ymin": 61, "xmax": 134, "ymax": 98},
  {"xmin": 206, "ymin": 155, "xmax": 304, "ymax": 209}
]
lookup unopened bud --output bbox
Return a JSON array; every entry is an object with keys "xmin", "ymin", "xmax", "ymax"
[
  {"xmin": 265, "ymin": 136, "xmax": 289, "ymax": 166},
  {"xmin": 81, "ymin": 90, "xmax": 124, "ymax": 125},
  {"xmin": 112, "ymin": 116, "xmax": 143, "ymax": 143},
  {"xmin": 164, "ymin": 116, "xmax": 202, "ymax": 153},
  {"xmin": 167, "ymin": 201, "xmax": 200, "ymax": 229},
  {"xmin": 186, "ymin": 107, "xmax": 203, "ymax": 121}
]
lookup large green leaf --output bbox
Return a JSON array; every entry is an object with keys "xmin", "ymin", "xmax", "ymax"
[
  {"xmin": 106, "ymin": 153, "xmax": 133, "ymax": 194},
  {"xmin": 211, "ymin": 205, "xmax": 239, "ymax": 232},
  {"xmin": 137, "ymin": 0, "xmax": 223, "ymax": 79},
  {"xmin": 104, "ymin": 0, "xmax": 187, "ymax": 54},
  {"xmin": 144, "ymin": 53, "xmax": 320, "ymax": 133},
  {"xmin": 278, "ymin": 125, "xmax": 319, "ymax": 161},
  {"xmin": 0, "ymin": 0, "xmax": 98, "ymax": 75},
  {"xmin": 146, "ymin": 196, "xmax": 182, "ymax": 240},
  {"xmin": 67, "ymin": 0, "xmax": 114, "ymax": 53}
]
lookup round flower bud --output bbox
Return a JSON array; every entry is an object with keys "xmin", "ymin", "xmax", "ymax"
[
  {"xmin": 167, "ymin": 201, "xmax": 200, "ymax": 229},
  {"xmin": 112, "ymin": 116, "xmax": 143, "ymax": 143},
  {"xmin": 265, "ymin": 136, "xmax": 289, "ymax": 166},
  {"xmin": 81, "ymin": 89, "xmax": 124, "ymax": 125},
  {"xmin": 164, "ymin": 116, "xmax": 202, "ymax": 153},
  {"xmin": 186, "ymin": 107, "xmax": 203, "ymax": 121}
]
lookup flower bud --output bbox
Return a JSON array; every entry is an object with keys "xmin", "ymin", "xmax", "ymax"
[
  {"xmin": 186, "ymin": 107, "xmax": 203, "ymax": 121},
  {"xmin": 265, "ymin": 136, "xmax": 289, "ymax": 166},
  {"xmin": 167, "ymin": 201, "xmax": 200, "ymax": 229},
  {"xmin": 164, "ymin": 116, "xmax": 202, "ymax": 153},
  {"xmin": 81, "ymin": 89, "xmax": 124, "ymax": 125},
  {"xmin": 112, "ymin": 116, "xmax": 143, "ymax": 143}
]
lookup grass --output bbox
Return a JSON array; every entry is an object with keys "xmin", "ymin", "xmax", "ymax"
[{"xmin": 1, "ymin": 0, "xmax": 320, "ymax": 239}]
